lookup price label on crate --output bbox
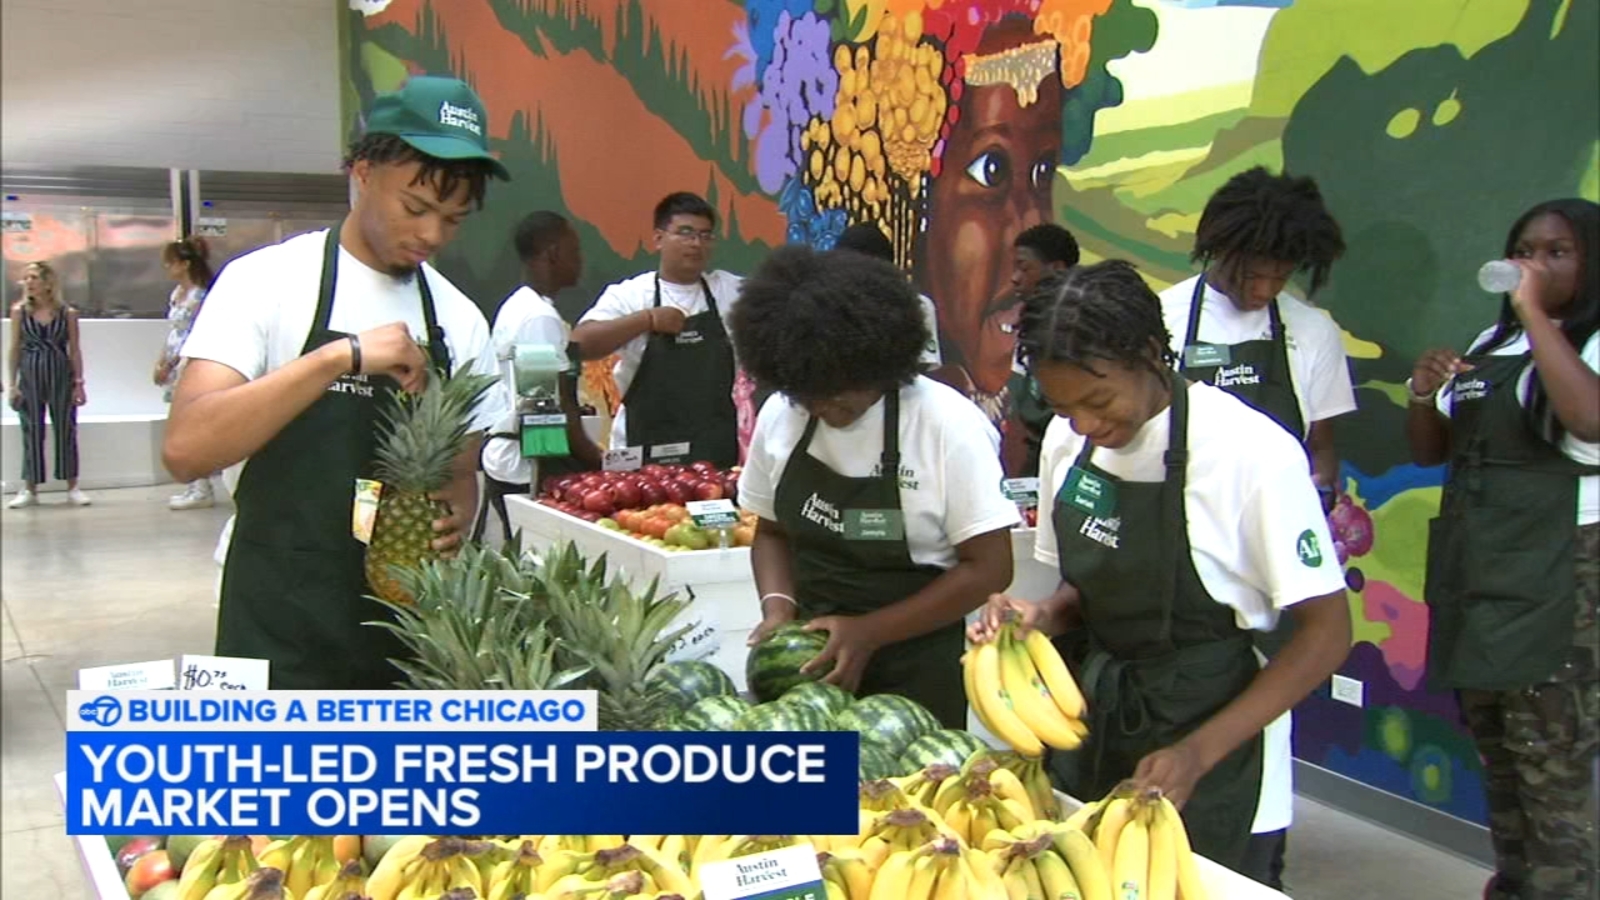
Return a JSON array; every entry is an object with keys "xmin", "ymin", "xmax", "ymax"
[
  {"xmin": 686, "ymin": 499, "xmax": 739, "ymax": 529},
  {"xmin": 699, "ymin": 844, "xmax": 825, "ymax": 900},
  {"xmin": 602, "ymin": 445, "xmax": 644, "ymax": 472},
  {"xmin": 1001, "ymin": 477, "xmax": 1041, "ymax": 506},
  {"xmin": 176, "ymin": 654, "xmax": 269, "ymax": 691}
]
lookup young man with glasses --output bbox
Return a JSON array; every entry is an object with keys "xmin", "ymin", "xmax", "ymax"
[{"xmin": 570, "ymin": 192, "xmax": 744, "ymax": 468}]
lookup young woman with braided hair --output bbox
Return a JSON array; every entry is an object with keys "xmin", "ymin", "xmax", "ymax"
[{"xmin": 969, "ymin": 260, "xmax": 1352, "ymax": 885}]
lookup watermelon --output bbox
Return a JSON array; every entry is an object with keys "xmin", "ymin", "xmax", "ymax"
[
  {"xmin": 777, "ymin": 681, "xmax": 853, "ymax": 720},
  {"xmin": 733, "ymin": 701, "xmax": 835, "ymax": 733},
  {"xmin": 745, "ymin": 622, "xmax": 833, "ymax": 703},
  {"xmin": 648, "ymin": 660, "xmax": 737, "ymax": 712},
  {"xmin": 898, "ymin": 729, "xmax": 991, "ymax": 772},
  {"xmin": 859, "ymin": 741, "xmax": 904, "ymax": 781},
  {"xmin": 677, "ymin": 695, "xmax": 752, "ymax": 731},
  {"xmin": 834, "ymin": 694, "xmax": 942, "ymax": 758}
]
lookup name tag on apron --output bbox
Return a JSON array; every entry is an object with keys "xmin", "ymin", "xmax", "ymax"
[
  {"xmin": 1183, "ymin": 343, "xmax": 1231, "ymax": 368},
  {"xmin": 844, "ymin": 509, "xmax": 905, "ymax": 541},
  {"xmin": 1062, "ymin": 466, "xmax": 1117, "ymax": 518}
]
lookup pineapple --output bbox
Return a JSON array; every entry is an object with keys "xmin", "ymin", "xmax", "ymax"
[{"xmin": 365, "ymin": 364, "xmax": 499, "ymax": 606}]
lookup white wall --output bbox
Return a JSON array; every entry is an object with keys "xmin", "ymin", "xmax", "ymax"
[{"xmin": 1, "ymin": 0, "xmax": 343, "ymax": 174}]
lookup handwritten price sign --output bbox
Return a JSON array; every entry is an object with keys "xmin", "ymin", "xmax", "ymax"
[{"xmin": 176, "ymin": 655, "xmax": 269, "ymax": 691}]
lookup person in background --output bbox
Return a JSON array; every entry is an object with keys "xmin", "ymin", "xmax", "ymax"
[
  {"xmin": 734, "ymin": 244, "xmax": 1020, "ymax": 729},
  {"xmin": 155, "ymin": 236, "xmax": 219, "ymax": 510},
  {"xmin": 570, "ymin": 192, "xmax": 743, "ymax": 468},
  {"xmin": 482, "ymin": 211, "xmax": 600, "ymax": 495},
  {"xmin": 1411, "ymin": 198, "xmax": 1599, "ymax": 900},
  {"xmin": 1160, "ymin": 166, "xmax": 1355, "ymax": 506},
  {"xmin": 7, "ymin": 261, "xmax": 90, "ymax": 509},
  {"xmin": 1003, "ymin": 224, "xmax": 1081, "ymax": 478},
  {"xmin": 971, "ymin": 261, "xmax": 1351, "ymax": 883},
  {"xmin": 163, "ymin": 76, "xmax": 512, "ymax": 690}
]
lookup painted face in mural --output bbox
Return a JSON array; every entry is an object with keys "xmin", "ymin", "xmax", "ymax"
[
  {"xmin": 922, "ymin": 16, "xmax": 1063, "ymax": 397},
  {"xmin": 1209, "ymin": 256, "xmax": 1298, "ymax": 313},
  {"xmin": 655, "ymin": 213, "xmax": 717, "ymax": 284},
  {"xmin": 1512, "ymin": 212, "xmax": 1582, "ymax": 317},
  {"xmin": 350, "ymin": 158, "xmax": 474, "ymax": 279},
  {"xmin": 1032, "ymin": 351, "xmax": 1169, "ymax": 452}
]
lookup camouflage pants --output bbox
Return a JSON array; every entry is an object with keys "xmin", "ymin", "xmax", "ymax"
[{"xmin": 1461, "ymin": 523, "xmax": 1599, "ymax": 900}]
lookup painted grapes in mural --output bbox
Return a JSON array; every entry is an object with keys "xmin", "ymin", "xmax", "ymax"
[{"xmin": 341, "ymin": 0, "xmax": 1600, "ymax": 826}]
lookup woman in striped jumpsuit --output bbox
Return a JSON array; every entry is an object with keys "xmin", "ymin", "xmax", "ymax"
[{"xmin": 7, "ymin": 261, "xmax": 90, "ymax": 508}]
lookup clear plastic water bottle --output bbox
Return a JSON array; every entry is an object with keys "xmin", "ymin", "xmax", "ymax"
[{"xmin": 1478, "ymin": 259, "xmax": 1522, "ymax": 293}]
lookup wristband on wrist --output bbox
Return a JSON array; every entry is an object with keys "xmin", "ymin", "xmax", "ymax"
[
  {"xmin": 346, "ymin": 334, "xmax": 362, "ymax": 375},
  {"xmin": 760, "ymin": 592, "xmax": 797, "ymax": 609},
  {"xmin": 1404, "ymin": 377, "xmax": 1437, "ymax": 404}
]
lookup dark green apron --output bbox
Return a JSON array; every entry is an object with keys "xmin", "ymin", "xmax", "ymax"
[
  {"xmin": 215, "ymin": 224, "xmax": 452, "ymax": 690},
  {"xmin": 1045, "ymin": 372, "xmax": 1265, "ymax": 871},
  {"xmin": 1177, "ymin": 276, "xmax": 1305, "ymax": 441},
  {"xmin": 1006, "ymin": 369, "xmax": 1056, "ymax": 478},
  {"xmin": 1178, "ymin": 275, "xmax": 1307, "ymax": 659},
  {"xmin": 1424, "ymin": 351, "xmax": 1600, "ymax": 691},
  {"xmin": 621, "ymin": 275, "xmax": 739, "ymax": 468},
  {"xmin": 772, "ymin": 389, "xmax": 967, "ymax": 728}
]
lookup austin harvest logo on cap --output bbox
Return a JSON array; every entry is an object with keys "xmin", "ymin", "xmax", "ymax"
[{"xmin": 439, "ymin": 100, "xmax": 483, "ymax": 136}]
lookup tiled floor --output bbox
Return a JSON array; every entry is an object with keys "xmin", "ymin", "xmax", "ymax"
[{"xmin": 1, "ymin": 485, "xmax": 1494, "ymax": 898}]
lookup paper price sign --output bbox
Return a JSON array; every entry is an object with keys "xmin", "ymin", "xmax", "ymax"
[
  {"xmin": 699, "ymin": 844, "xmax": 825, "ymax": 900},
  {"xmin": 1001, "ymin": 477, "xmax": 1041, "ymax": 505},
  {"xmin": 687, "ymin": 499, "xmax": 739, "ymax": 529},
  {"xmin": 176, "ymin": 654, "xmax": 269, "ymax": 691},
  {"xmin": 603, "ymin": 446, "xmax": 644, "ymax": 472},
  {"xmin": 77, "ymin": 660, "xmax": 176, "ymax": 691}
]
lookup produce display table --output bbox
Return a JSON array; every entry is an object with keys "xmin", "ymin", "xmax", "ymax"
[{"xmin": 57, "ymin": 770, "xmax": 1290, "ymax": 900}]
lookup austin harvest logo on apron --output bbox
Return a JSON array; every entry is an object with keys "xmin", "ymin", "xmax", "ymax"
[
  {"xmin": 1296, "ymin": 529, "xmax": 1324, "ymax": 568},
  {"xmin": 1078, "ymin": 515, "xmax": 1121, "ymax": 549},
  {"xmin": 800, "ymin": 492, "xmax": 844, "ymax": 534}
]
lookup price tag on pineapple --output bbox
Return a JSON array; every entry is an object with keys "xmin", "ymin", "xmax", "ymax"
[
  {"xmin": 77, "ymin": 660, "xmax": 177, "ymax": 691},
  {"xmin": 1001, "ymin": 477, "xmax": 1041, "ymax": 506},
  {"xmin": 699, "ymin": 844, "xmax": 826, "ymax": 900},
  {"xmin": 686, "ymin": 498, "xmax": 739, "ymax": 530},
  {"xmin": 176, "ymin": 654, "xmax": 270, "ymax": 691},
  {"xmin": 602, "ymin": 445, "xmax": 644, "ymax": 472}
]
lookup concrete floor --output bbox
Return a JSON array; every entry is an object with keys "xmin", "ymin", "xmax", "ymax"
[{"xmin": 1, "ymin": 485, "xmax": 1495, "ymax": 898}]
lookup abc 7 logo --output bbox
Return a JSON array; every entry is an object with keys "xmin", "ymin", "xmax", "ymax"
[{"xmin": 78, "ymin": 695, "xmax": 123, "ymax": 727}]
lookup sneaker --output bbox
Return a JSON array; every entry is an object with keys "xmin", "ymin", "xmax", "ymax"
[
  {"xmin": 67, "ymin": 488, "xmax": 91, "ymax": 506},
  {"xmin": 170, "ymin": 481, "xmax": 214, "ymax": 510},
  {"xmin": 8, "ymin": 490, "xmax": 36, "ymax": 509}
]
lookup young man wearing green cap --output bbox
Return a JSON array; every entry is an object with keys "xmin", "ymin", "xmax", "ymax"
[{"xmin": 163, "ymin": 76, "xmax": 513, "ymax": 690}]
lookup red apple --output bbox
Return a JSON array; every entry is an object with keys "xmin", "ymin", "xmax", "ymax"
[
  {"xmin": 690, "ymin": 460, "xmax": 718, "ymax": 475},
  {"xmin": 663, "ymin": 482, "xmax": 689, "ymax": 505},
  {"xmin": 125, "ymin": 850, "xmax": 176, "ymax": 896},
  {"xmin": 694, "ymin": 482, "xmax": 725, "ymax": 501},
  {"xmin": 582, "ymin": 488, "xmax": 617, "ymax": 516},
  {"xmin": 612, "ymin": 481, "xmax": 643, "ymax": 509},
  {"xmin": 639, "ymin": 482, "xmax": 667, "ymax": 506},
  {"xmin": 641, "ymin": 464, "xmax": 668, "ymax": 478}
]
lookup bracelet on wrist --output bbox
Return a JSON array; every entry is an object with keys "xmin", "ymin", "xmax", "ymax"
[
  {"xmin": 346, "ymin": 334, "xmax": 362, "ymax": 375},
  {"xmin": 760, "ymin": 592, "xmax": 797, "ymax": 610},
  {"xmin": 1404, "ymin": 377, "xmax": 1437, "ymax": 405}
]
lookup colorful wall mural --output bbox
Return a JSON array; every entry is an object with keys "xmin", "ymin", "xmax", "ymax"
[{"xmin": 340, "ymin": 0, "xmax": 1600, "ymax": 827}]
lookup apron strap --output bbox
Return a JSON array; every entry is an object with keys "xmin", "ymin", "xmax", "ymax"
[
  {"xmin": 879, "ymin": 389, "xmax": 902, "ymax": 480},
  {"xmin": 1158, "ymin": 371, "xmax": 1191, "ymax": 651},
  {"xmin": 304, "ymin": 222, "xmax": 448, "ymax": 371},
  {"xmin": 1179, "ymin": 275, "xmax": 1207, "ymax": 371}
]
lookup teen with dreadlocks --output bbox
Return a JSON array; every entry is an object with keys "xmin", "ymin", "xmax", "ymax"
[
  {"xmin": 1160, "ymin": 166, "xmax": 1354, "ymax": 508},
  {"xmin": 969, "ymin": 260, "xmax": 1352, "ymax": 885},
  {"xmin": 163, "ymin": 77, "xmax": 512, "ymax": 690},
  {"xmin": 1411, "ymin": 198, "xmax": 1599, "ymax": 900}
]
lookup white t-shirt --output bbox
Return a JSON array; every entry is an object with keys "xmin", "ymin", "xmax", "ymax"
[
  {"xmin": 1160, "ymin": 275, "xmax": 1358, "ymax": 430},
  {"xmin": 1435, "ymin": 326, "xmax": 1600, "ymax": 525},
  {"xmin": 481, "ymin": 286, "xmax": 573, "ymax": 488},
  {"xmin": 738, "ymin": 376, "xmax": 1022, "ymax": 568},
  {"xmin": 916, "ymin": 293, "xmax": 942, "ymax": 367},
  {"xmin": 1034, "ymin": 380, "xmax": 1347, "ymax": 833},
  {"xmin": 180, "ymin": 227, "xmax": 511, "ymax": 563},
  {"xmin": 578, "ymin": 269, "xmax": 745, "ymax": 448}
]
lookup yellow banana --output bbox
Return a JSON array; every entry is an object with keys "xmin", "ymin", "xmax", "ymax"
[
  {"xmin": 1092, "ymin": 799, "xmax": 1133, "ymax": 873},
  {"xmin": 1033, "ymin": 849, "xmax": 1083, "ymax": 900},
  {"xmin": 1155, "ymin": 797, "xmax": 1205, "ymax": 900},
  {"xmin": 287, "ymin": 836, "xmax": 319, "ymax": 898},
  {"xmin": 257, "ymin": 838, "xmax": 297, "ymax": 873},
  {"xmin": 1020, "ymin": 857, "xmax": 1048, "ymax": 900},
  {"xmin": 907, "ymin": 853, "xmax": 940, "ymax": 900},
  {"xmin": 1001, "ymin": 856, "xmax": 1033, "ymax": 900},
  {"xmin": 988, "ymin": 766, "xmax": 1039, "ymax": 821},
  {"xmin": 970, "ymin": 805, "xmax": 1002, "ymax": 853},
  {"xmin": 998, "ymin": 634, "xmax": 1084, "ymax": 751},
  {"xmin": 629, "ymin": 842, "xmax": 697, "ymax": 896},
  {"xmin": 630, "ymin": 835, "xmax": 665, "ymax": 853},
  {"xmin": 365, "ymin": 836, "xmax": 435, "ymax": 900},
  {"xmin": 825, "ymin": 874, "xmax": 851, "ymax": 900},
  {"xmin": 963, "ymin": 847, "xmax": 1008, "ymax": 898},
  {"xmin": 944, "ymin": 801, "xmax": 974, "ymax": 844},
  {"xmin": 689, "ymin": 834, "xmax": 731, "ymax": 878},
  {"xmin": 972, "ymin": 641, "xmax": 1046, "ymax": 757},
  {"xmin": 658, "ymin": 833, "xmax": 690, "ymax": 873},
  {"xmin": 827, "ymin": 850, "xmax": 876, "ymax": 900},
  {"xmin": 1112, "ymin": 818, "xmax": 1148, "ymax": 900},
  {"xmin": 931, "ymin": 774, "xmax": 968, "ymax": 817},
  {"xmin": 1143, "ymin": 802, "xmax": 1177, "ymax": 900},
  {"xmin": 1063, "ymin": 801, "xmax": 1101, "ymax": 833},
  {"xmin": 963, "ymin": 650, "xmax": 1008, "ymax": 746},
  {"xmin": 859, "ymin": 836, "xmax": 892, "ymax": 872},
  {"xmin": 303, "ymin": 859, "xmax": 367, "ymax": 900},
  {"xmin": 1020, "ymin": 627, "xmax": 1086, "ymax": 720},
  {"xmin": 995, "ymin": 798, "xmax": 1029, "ymax": 832},
  {"xmin": 867, "ymin": 850, "xmax": 918, "ymax": 900},
  {"xmin": 1050, "ymin": 827, "xmax": 1111, "ymax": 900},
  {"xmin": 177, "ymin": 837, "xmax": 227, "ymax": 900}
]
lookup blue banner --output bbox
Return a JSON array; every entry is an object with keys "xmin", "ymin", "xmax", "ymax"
[{"xmin": 66, "ymin": 731, "xmax": 860, "ymax": 836}]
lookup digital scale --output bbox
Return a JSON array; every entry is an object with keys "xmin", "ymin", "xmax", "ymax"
[{"xmin": 510, "ymin": 341, "xmax": 579, "ymax": 459}]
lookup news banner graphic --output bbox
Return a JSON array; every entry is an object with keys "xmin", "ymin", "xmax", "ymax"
[{"xmin": 65, "ymin": 690, "xmax": 858, "ymax": 837}]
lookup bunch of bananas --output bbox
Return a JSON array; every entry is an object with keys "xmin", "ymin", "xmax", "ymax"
[
  {"xmin": 365, "ymin": 837, "xmax": 492, "ymax": 900},
  {"xmin": 963, "ymin": 621, "xmax": 1088, "ymax": 757},
  {"xmin": 302, "ymin": 860, "xmax": 366, "ymax": 900},
  {"xmin": 1071, "ymin": 784, "xmax": 1209, "ymax": 900},
  {"xmin": 177, "ymin": 836, "xmax": 261, "ymax": 900},
  {"xmin": 534, "ymin": 842, "xmax": 697, "ymax": 899},
  {"xmin": 628, "ymin": 834, "xmax": 697, "ymax": 874},
  {"xmin": 196, "ymin": 866, "xmax": 296, "ymax": 900},
  {"xmin": 979, "ymin": 824, "xmax": 1109, "ymax": 900},
  {"xmin": 928, "ymin": 768, "xmax": 1034, "ymax": 847},
  {"xmin": 258, "ymin": 836, "xmax": 345, "ymax": 897}
]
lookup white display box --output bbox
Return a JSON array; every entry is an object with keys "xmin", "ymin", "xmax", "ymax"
[{"xmin": 54, "ymin": 771, "xmax": 132, "ymax": 900}]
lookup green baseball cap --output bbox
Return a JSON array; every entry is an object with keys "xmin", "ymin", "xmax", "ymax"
[{"xmin": 363, "ymin": 76, "xmax": 510, "ymax": 179}]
